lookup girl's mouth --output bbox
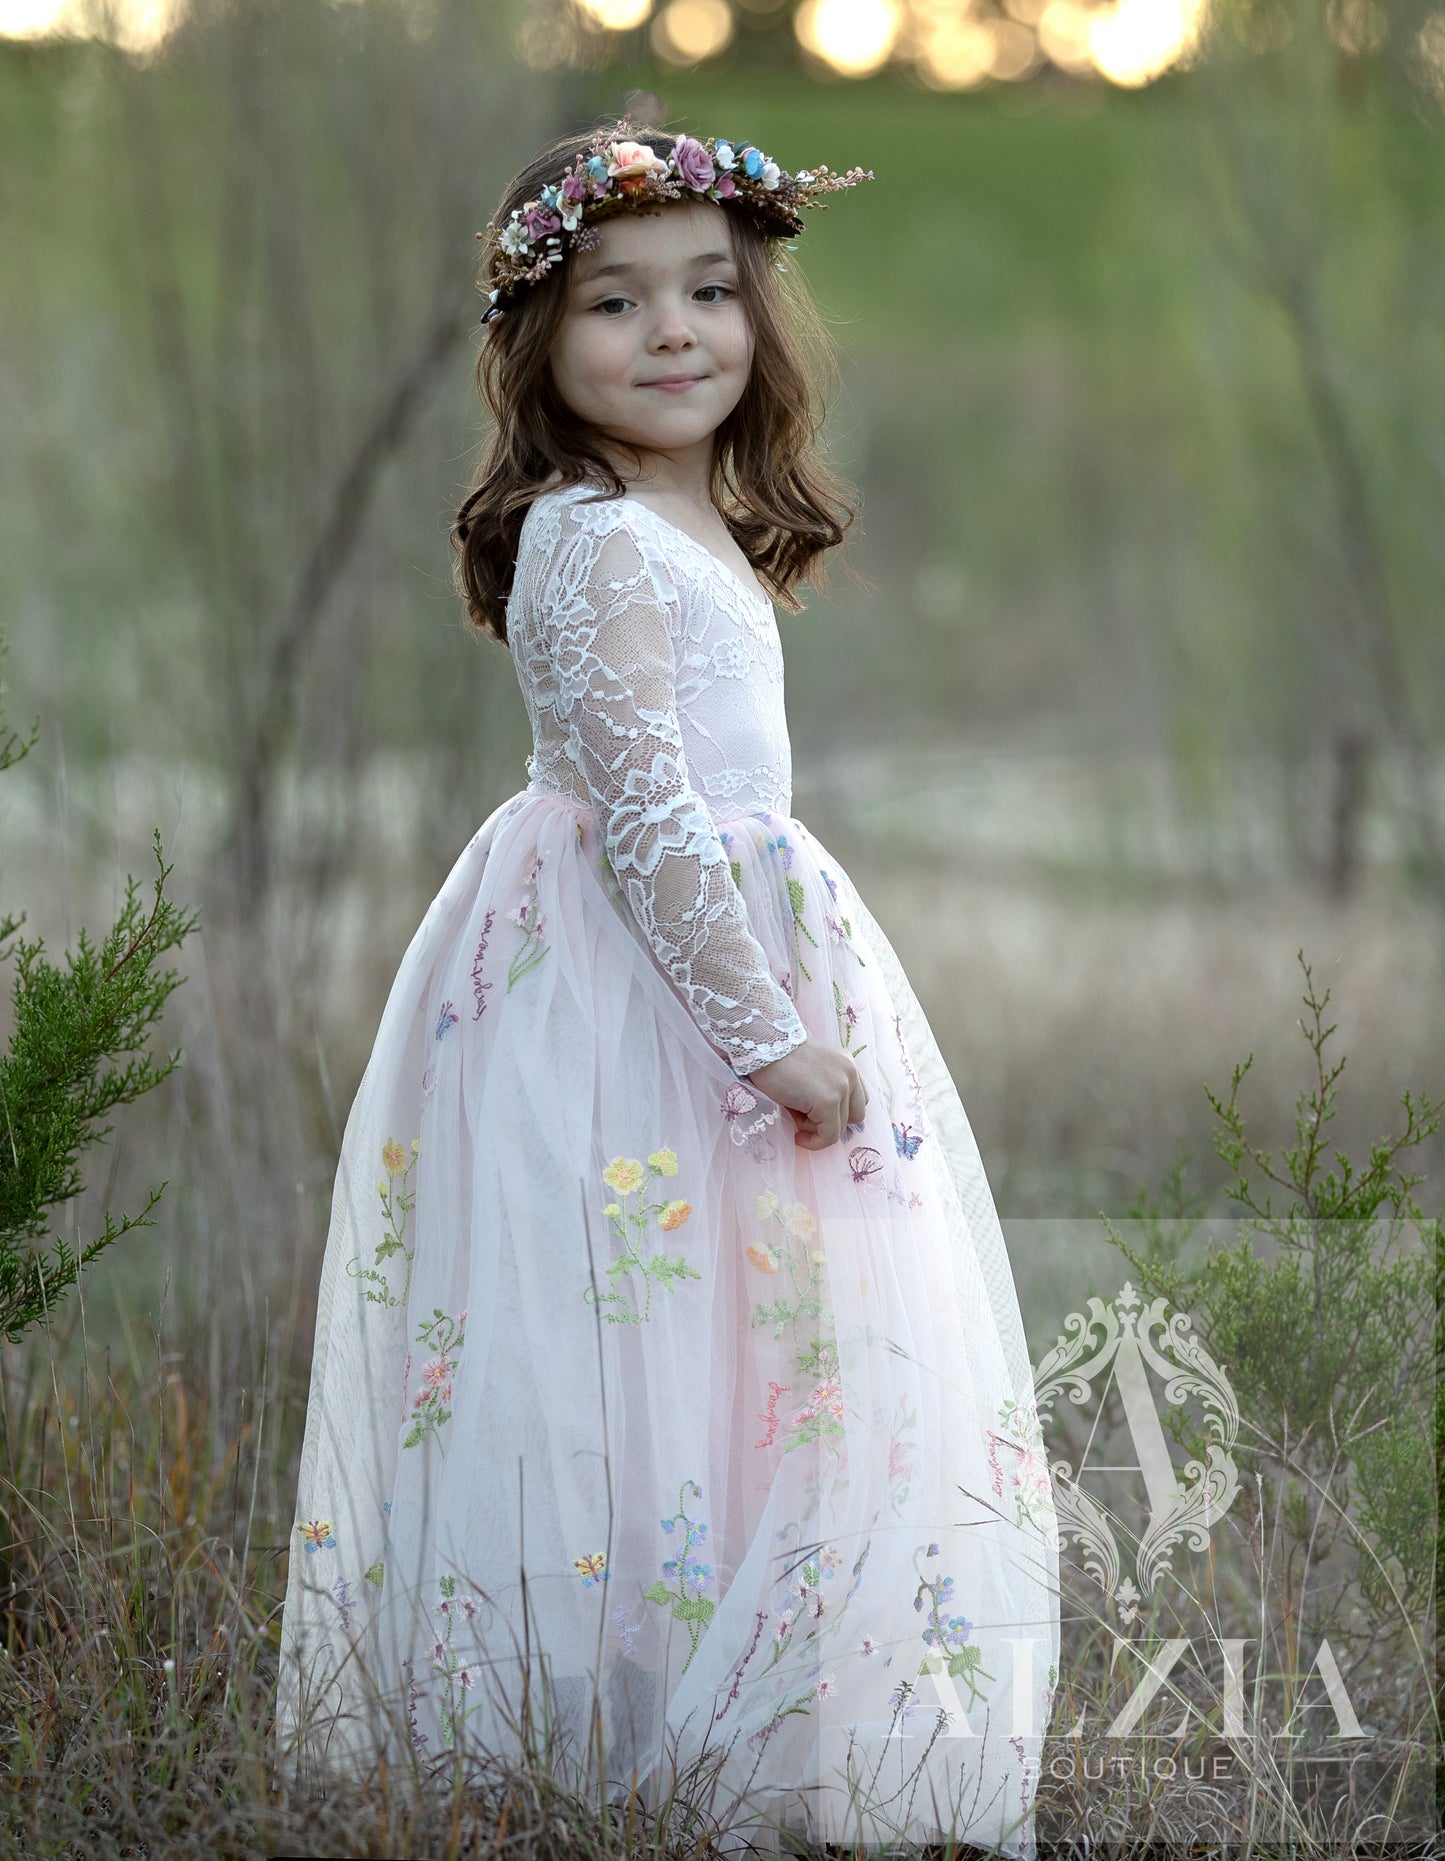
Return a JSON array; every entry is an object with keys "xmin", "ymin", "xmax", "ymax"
[{"xmin": 639, "ymin": 375, "xmax": 706, "ymax": 392}]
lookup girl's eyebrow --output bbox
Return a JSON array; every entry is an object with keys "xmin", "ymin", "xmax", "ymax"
[{"xmin": 575, "ymin": 249, "xmax": 737, "ymax": 286}]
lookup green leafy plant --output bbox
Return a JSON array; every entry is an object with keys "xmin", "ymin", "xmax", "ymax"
[
  {"xmin": 0, "ymin": 635, "xmax": 199, "ymax": 1342},
  {"xmin": 1107, "ymin": 950, "xmax": 1441, "ymax": 1636}
]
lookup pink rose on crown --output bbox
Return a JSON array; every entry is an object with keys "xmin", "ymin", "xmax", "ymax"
[
  {"xmin": 672, "ymin": 135, "xmax": 716, "ymax": 192},
  {"xmin": 608, "ymin": 139, "xmax": 669, "ymax": 183}
]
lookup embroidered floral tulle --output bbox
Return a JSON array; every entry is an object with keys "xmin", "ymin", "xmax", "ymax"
[{"xmin": 275, "ymin": 481, "xmax": 1061, "ymax": 1857}]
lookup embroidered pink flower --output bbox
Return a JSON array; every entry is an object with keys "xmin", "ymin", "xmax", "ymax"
[
  {"xmin": 672, "ymin": 134, "xmax": 716, "ymax": 191},
  {"xmin": 797, "ymin": 1375, "xmax": 844, "ymax": 1425}
]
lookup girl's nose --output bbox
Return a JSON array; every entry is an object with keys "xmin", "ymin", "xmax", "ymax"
[{"xmin": 647, "ymin": 298, "xmax": 697, "ymax": 349}]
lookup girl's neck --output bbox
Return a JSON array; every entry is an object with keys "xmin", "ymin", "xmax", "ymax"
[{"xmin": 595, "ymin": 439, "xmax": 716, "ymax": 514}]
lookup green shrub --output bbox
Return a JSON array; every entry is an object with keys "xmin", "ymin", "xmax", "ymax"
[
  {"xmin": 1108, "ymin": 951, "xmax": 1440, "ymax": 1625},
  {"xmin": 0, "ymin": 635, "xmax": 199, "ymax": 1343}
]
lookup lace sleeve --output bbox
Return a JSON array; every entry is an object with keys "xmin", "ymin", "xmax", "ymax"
[{"xmin": 539, "ymin": 505, "xmax": 809, "ymax": 1076}]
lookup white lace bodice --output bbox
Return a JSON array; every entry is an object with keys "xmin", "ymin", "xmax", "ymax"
[{"xmin": 507, "ymin": 482, "xmax": 809, "ymax": 1076}]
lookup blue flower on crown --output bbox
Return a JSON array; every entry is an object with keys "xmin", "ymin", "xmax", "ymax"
[{"xmin": 741, "ymin": 146, "xmax": 765, "ymax": 180}]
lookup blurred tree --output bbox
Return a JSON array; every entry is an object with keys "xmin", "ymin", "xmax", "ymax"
[
  {"xmin": 71, "ymin": 0, "xmax": 589, "ymax": 1158},
  {"xmin": 1180, "ymin": 0, "xmax": 1445, "ymax": 899}
]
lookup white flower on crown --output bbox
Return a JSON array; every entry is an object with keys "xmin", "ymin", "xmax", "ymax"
[
  {"xmin": 714, "ymin": 141, "xmax": 738, "ymax": 171},
  {"xmin": 499, "ymin": 218, "xmax": 531, "ymax": 256},
  {"xmin": 760, "ymin": 159, "xmax": 781, "ymax": 190}
]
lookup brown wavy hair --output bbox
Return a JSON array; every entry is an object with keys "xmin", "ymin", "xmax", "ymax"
[{"xmin": 451, "ymin": 123, "xmax": 860, "ymax": 646}]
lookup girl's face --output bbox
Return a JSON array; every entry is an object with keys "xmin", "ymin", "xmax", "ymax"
[{"xmin": 548, "ymin": 200, "xmax": 754, "ymax": 472}]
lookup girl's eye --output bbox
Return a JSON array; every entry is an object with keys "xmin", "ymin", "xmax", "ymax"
[
  {"xmin": 694, "ymin": 284, "xmax": 733, "ymax": 303},
  {"xmin": 592, "ymin": 296, "xmax": 631, "ymax": 316}
]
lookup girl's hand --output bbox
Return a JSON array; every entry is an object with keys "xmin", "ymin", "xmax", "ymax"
[{"xmin": 745, "ymin": 1039, "xmax": 868, "ymax": 1151}]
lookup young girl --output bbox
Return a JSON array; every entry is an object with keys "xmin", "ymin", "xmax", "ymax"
[{"xmin": 277, "ymin": 118, "xmax": 1060, "ymax": 1858}]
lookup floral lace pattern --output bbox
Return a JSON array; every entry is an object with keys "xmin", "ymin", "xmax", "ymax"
[{"xmin": 508, "ymin": 485, "xmax": 809, "ymax": 1074}]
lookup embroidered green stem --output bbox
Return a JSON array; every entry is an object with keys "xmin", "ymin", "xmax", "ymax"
[
  {"xmin": 642, "ymin": 1479, "xmax": 716, "ymax": 1677},
  {"xmin": 786, "ymin": 876, "xmax": 819, "ymax": 984},
  {"xmin": 401, "ymin": 1307, "xmax": 467, "ymax": 1453},
  {"xmin": 346, "ymin": 1136, "xmax": 419, "ymax": 1309},
  {"xmin": 832, "ymin": 979, "xmax": 868, "ymax": 1060},
  {"xmin": 584, "ymin": 1149, "xmax": 699, "ymax": 1324}
]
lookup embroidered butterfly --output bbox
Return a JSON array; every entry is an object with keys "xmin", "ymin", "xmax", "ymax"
[
  {"xmin": 434, "ymin": 1000, "xmax": 459, "ymax": 1041},
  {"xmin": 721, "ymin": 1083, "xmax": 758, "ymax": 1122},
  {"xmin": 892, "ymin": 1122, "xmax": 923, "ymax": 1160},
  {"xmin": 572, "ymin": 1551, "xmax": 609, "ymax": 1587},
  {"xmin": 298, "ymin": 1519, "xmax": 336, "ymax": 1552},
  {"xmin": 847, "ymin": 1145, "xmax": 885, "ymax": 1186}
]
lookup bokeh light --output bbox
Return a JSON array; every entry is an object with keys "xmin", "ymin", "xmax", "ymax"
[
  {"xmin": 794, "ymin": 0, "xmax": 904, "ymax": 76},
  {"xmin": 1326, "ymin": 0, "xmax": 1385, "ymax": 55},
  {"xmin": 915, "ymin": 14, "xmax": 996, "ymax": 88},
  {"xmin": 1415, "ymin": 9, "xmax": 1445, "ymax": 101},
  {"xmin": 0, "ymin": 0, "xmax": 1419, "ymax": 91},
  {"xmin": 651, "ymin": 0, "xmax": 734, "ymax": 62},
  {"xmin": 575, "ymin": 0, "xmax": 654, "ymax": 29},
  {"xmin": 1036, "ymin": 0, "xmax": 1099, "ymax": 74},
  {"xmin": 1088, "ymin": 0, "xmax": 1206, "ymax": 86},
  {"xmin": 0, "ymin": 0, "xmax": 184, "ymax": 48}
]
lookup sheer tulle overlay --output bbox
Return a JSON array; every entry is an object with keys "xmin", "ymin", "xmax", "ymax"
[{"xmin": 276, "ymin": 485, "xmax": 1061, "ymax": 1856}]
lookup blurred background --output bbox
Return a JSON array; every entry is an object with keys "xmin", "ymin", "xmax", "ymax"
[{"xmin": 3, "ymin": 0, "xmax": 1443, "ymax": 1345}]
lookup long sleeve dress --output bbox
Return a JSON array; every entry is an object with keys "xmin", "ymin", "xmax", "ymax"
[{"xmin": 275, "ymin": 479, "xmax": 1061, "ymax": 1858}]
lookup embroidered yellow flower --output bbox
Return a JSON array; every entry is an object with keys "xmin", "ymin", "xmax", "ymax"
[
  {"xmin": 784, "ymin": 1201, "xmax": 817, "ymax": 1240},
  {"xmin": 648, "ymin": 1148, "xmax": 679, "ymax": 1176},
  {"xmin": 756, "ymin": 1190, "xmax": 780, "ymax": 1219},
  {"xmin": 382, "ymin": 1138, "xmax": 408, "ymax": 1177},
  {"xmin": 659, "ymin": 1199, "xmax": 692, "ymax": 1231},
  {"xmin": 603, "ymin": 1157, "xmax": 645, "ymax": 1194},
  {"xmin": 604, "ymin": 1201, "xmax": 621, "ymax": 1217}
]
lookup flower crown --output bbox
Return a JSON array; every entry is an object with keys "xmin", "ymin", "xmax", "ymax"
[{"xmin": 476, "ymin": 117, "xmax": 873, "ymax": 324}]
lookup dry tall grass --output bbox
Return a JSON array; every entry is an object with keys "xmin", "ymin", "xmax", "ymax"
[{"xmin": 3, "ymin": 767, "xmax": 1440, "ymax": 1855}]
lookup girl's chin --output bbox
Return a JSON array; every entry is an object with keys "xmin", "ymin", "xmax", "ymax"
[{"xmin": 594, "ymin": 415, "xmax": 720, "ymax": 451}]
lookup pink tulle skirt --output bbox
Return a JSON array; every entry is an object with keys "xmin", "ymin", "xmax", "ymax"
[{"xmin": 276, "ymin": 786, "xmax": 1060, "ymax": 1857}]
